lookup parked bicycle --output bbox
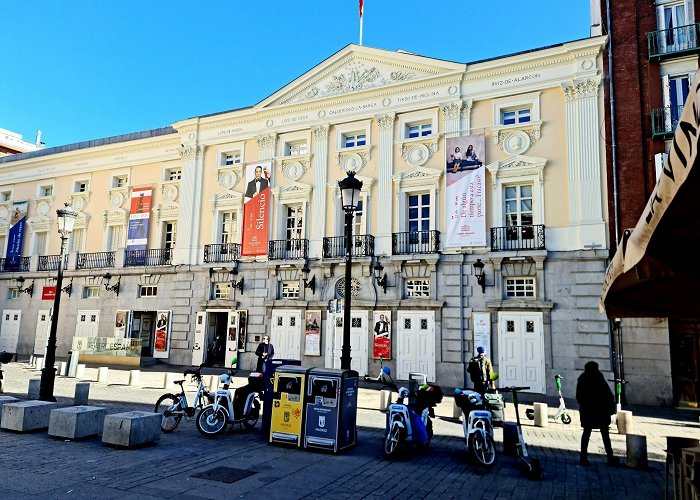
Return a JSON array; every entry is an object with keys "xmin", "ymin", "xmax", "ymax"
[{"xmin": 155, "ymin": 364, "xmax": 214, "ymax": 432}]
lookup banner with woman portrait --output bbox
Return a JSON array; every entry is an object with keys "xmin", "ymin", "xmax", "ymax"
[
  {"xmin": 242, "ymin": 161, "xmax": 272, "ymax": 256},
  {"xmin": 372, "ymin": 310, "xmax": 391, "ymax": 359},
  {"xmin": 304, "ymin": 310, "xmax": 322, "ymax": 356},
  {"xmin": 445, "ymin": 135, "xmax": 486, "ymax": 247}
]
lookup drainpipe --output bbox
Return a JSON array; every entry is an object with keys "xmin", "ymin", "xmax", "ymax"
[
  {"xmin": 461, "ymin": 253, "xmax": 467, "ymax": 389},
  {"xmin": 606, "ymin": 0, "xmax": 621, "ymax": 247}
]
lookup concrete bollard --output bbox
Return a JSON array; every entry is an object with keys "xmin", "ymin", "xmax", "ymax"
[
  {"xmin": 97, "ymin": 367, "xmax": 109, "ymax": 383},
  {"xmin": 534, "ymin": 402, "xmax": 549, "ymax": 427},
  {"xmin": 29, "ymin": 355, "xmax": 35, "ymax": 367},
  {"xmin": 74, "ymin": 382, "xmax": 90, "ymax": 406},
  {"xmin": 208, "ymin": 375, "xmax": 219, "ymax": 392},
  {"xmin": 616, "ymin": 410, "xmax": 634, "ymax": 435},
  {"xmin": 35, "ymin": 357, "xmax": 43, "ymax": 370},
  {"xmin": 75, "ymin": 364, "xmax": 86, "ymax": 379},
  {"xmin": 128, "ymin": 370, "xmax": 140, "ymax": 386},
  {"xmin": 452, "ymin": 398, "xmax": 463, "ymax": 419},
  {"xmin": 626, "ymin": 434, "xmax": 648, "ymax": 469},
  {"xmin": 0, "ymin": 396, "xmax": 20, "ymax": 425},
  {"xmin": 59, "ymin": 362, "xmax": 68, "ymax": 377},
  {"xmin": 27, "ymin": 378, "xmax": 41, "ymax": 400},
  {"xmin": 379, "ymin": 389, "xmax": 392, "ymax": 412}
]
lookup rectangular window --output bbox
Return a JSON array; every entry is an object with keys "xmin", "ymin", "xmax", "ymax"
[
  {"xmin": 342, "ymin": 133, "xmax": 367, "ymax": 148},
  {"xmin": 286, "ymin": 141, "xmax": 308, "ymax": 156},
  {"xmin": 353, "ymin": 199, "xmax": 364, "ymax": 235},
  {"xmin": 7, "ymin": 288, "xmax": 20, "ymax": 300},
  {"xmin": 138, "ymin": 285, "xmax": 158, "ymax": 297},
  {"xmin": 39, "ymin": 185, "xmax": 53, "ymax": 197},
  {"xmin": 220, "ymin": 211, "xmax": 238, "ymax": 244},
  {"xmin": 1, "ymin": 191, "xmax": 11, "ymax": 202},
  {"xmin": 281, "ymin": 281, "xmax": 300, "ymax": 299},
  {"xmin": 68, "ymin": 228, "xmax": 85, "ymax": 253},
  {"xmin": 33, "ymin": 231, "xmax": 47, "ymax": 255},
  {"xmin": 83, "ymin": 286, "xmax": 101, "ymax": 299},
  {"xmin": 167, "ymin": 168, "xmax": 182, "ymax": 181},
  {"xmin": 408, "ymin": 193, "xmax": 431, "ymax": 234},
  {"xmin": 106, "ymin": 225, "xmax": 124, "ymax": 251},
  {"xmin": 286, "ymin": 204, "xmax": 304, "ymax": 241},
  {"xmin": 213, "ymin": 282, "xmax": 231, "ymax": 299},
  {"xmin": 112, "ymin": 176, "xmax": 128, "ymax": 188},
  {"xmin": 406, "ymin": 278, "xmax": 430, "ymax": 298},
  {"xmin": 163, "ymin": 222, "xmax": 177, "ymax": 249},
  {"xmin": 223, "ymin": 151, "xmax": 241, "ymax": 166},
  {"xmin": 504, "ymin": 185, "xmax": 533, "ymax": 227},
  {"xmin": 505, "ymin": 277, "xmax": 535, "ymax": 298},
  {"xmin": 406, "ymin": 122, "xmax": 432, "ymax": 139},
  {"xmin": 501, "ymin": 108, "xmax": 531, "ymax": 125},
  {"xmin": 74, "ymin": 181, "xmax": 89, "ymax": 193}
]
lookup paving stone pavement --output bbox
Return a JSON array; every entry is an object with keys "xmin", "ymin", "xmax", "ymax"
[{"xmin": 1, "ymin": 362, "xmax": 699, "ymax": 499}]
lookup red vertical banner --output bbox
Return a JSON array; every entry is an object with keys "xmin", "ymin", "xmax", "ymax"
[
  {"xmin": 372, "ymin": 310, "xmax": 391, "ymax": 359},
  {"xmin": 242, "ymin": 161, "xmax": 272, "ymax": 256}
]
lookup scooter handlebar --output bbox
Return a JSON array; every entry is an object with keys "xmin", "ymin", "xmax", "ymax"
[{"xmin": 500, "ymin": 386, "xmax": 530, "ymax": 392}]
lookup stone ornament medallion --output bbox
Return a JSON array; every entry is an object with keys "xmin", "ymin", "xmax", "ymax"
[
  {"xmin": 72, "ymin": 196, "xmax": 86, "ymax": 212},
  {"xmin": 218, "ymin": 171, "xmax": 239, "ymax": 190},
  {"xmin": 284, "ymin": 161, "xmax": 304, "ymax": 181},
  {"xmin": 0, "ymin": 206, "xmax": 8, "ymax": 220},
  {"xmin": 36, "ymin": 200, "xmax": 51, "ymax": 217},
  {"xmin": 341, "ymin": 153, "xmax": 364, "ymax": 174},
  {"xmin": 405, "ymin": 143, "xmax": 430, "ymax": 167},
  {"xmin": 162, "ymin": 184, "xmax": 179, "ymax": 202},
  {"xmin": 110, "ymin": 192, "xmax": 126, "ymax": 208},
  {"xmin": 503, "ymin": 131, "xmax": 531, "ymax": 155}
]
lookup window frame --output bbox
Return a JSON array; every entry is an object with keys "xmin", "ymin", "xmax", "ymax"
[
  {"xmin": 492, "ymin": 92, "xmax": 541, "ymax": 129},
  {"xmin": 138, "ymin": 285, "xmax": 158, "ymax": 298},
  {"xmin": 37, "ymin": 183, "xmax": 54, "ymax": 198},
  {"xmin": 504, "ymin": 277, "xmax": 536, "ymax": 298},
  {"xmin": 397, "ymin": 109, "xmax": 438, "ymax": 141},
  {"xmin": 405, "ymin": 278, "xmax": 430, "ymax": 298},
  {"xmin": 281, "ymin": 280, "xmax": 300, "ymax": 299},
  {"xmin": 212, "ymin": 282, "xmax": 232, "ymax": 299},
  {"xmin": 83, "ymin": 286, "xmax": 101, "ymax": 299},
  {"xmin": 74, "ymin": 180, "xmax": 89, "ymax": 193},
  {"xmin": 217, "ymin": 141, "xmax": 245, "ymax": 168}
]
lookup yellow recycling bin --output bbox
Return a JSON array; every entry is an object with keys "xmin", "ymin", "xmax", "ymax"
[{"xmin": 269, "ymin": 365, "xmax": 309, "ymax": 447}]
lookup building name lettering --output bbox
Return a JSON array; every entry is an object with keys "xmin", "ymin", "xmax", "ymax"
[
  {"xmin": 491, "ymin": 73, "xmax": 541, "ymax": 87},
  {"xmin": 328, "ymin": 102, "xmax": 378, "ymax": 116},
  {"xmin": 216, "ymin": 127, "xmax": 244, "ymax": 136},
  {"xmin": 281, "ymin": 115, "xmax": 309, "ymax": 125},
  {"xmin": 397, "ymin": 90, "xmax": 440, "ymax": 103}
]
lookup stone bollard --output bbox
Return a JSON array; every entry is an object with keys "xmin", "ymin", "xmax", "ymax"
[
  {"xmin": 616, "ymin": 410, "xmax": 634, "ymax": 435},
  {"xmin": 162, "ymin": 372, "xmax": 178, "ymax": 390},
  {"xmin": 208, "ymin": 375, "xmax": 219, "ymax": 392},
  {"xmin": 59, "ymin": 362, "xmax": 68, "ymax": 377},
  {"xmin": 27, "ymin": 378, "xmax": 41, "ymax": 400},
  {"xmin": 379, "ymin": 389, "xmax": 392, "ymax": 412},
  {"xmin": 75, "ymin": 364, "xmax": 86, "ymax": 379},
  {"xmin": 29, "ymin": 355, "xmax": 35, "ymax": 367},
  {"xmin": 128, "ymin": 370, "xmax": 140, "ymax": 386},
  {"xmin": 74, "ymin": 382, "xmax": 90, "ymax": 406},
  {"xmin": 35, "ymin": 357, "xmax": 44, "ymax": 370},
  {"xmin": 626, "ymin": 434, "xmax": 648, "ymax": 469},
  {"xmin": 97, "ymin": 367, "xmax": 109, "ymax": 383},
  {"xmin": 0, "ymin": 396, "xmax": 20, "ymax": 425},
  {"xmin": 534, "ymin": 402, "xmax": 549, "ymax": 427}
]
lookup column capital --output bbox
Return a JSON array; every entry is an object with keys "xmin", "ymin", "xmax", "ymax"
[
  {"xmin": 312, "ymin": 124, "xmax": 329, "ymax": 142},
  {"xmin": 376, "ymin": 113, "xmax": 396, "ymax": 131},
  {"xmin": 440, "ymin": 101, "xmax": 462, "ymax": 121},
  {"xmin": 255, "ymin": 134, "xmax": 276, "ymax": 151},
  {"xmin": 178, "ymin": 144, "xmax": 203, "ymax": 160},
  {"xmin": 561, "ymin": 76, "xmax": 601, "ymax": 102}
]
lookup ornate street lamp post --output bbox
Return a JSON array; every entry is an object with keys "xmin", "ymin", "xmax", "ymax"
[
  {"xmin": 338, "ymin": 171, "xmax": 363, "ymax": 370},
  {"xmin": 39, "ymin": 202, "xmax": 78, "ymax": 401}
]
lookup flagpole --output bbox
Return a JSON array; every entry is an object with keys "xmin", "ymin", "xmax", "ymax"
[
  {"xmin": 360, "ymin": 16, "xmax": 363, "ymax": 45},
  {"xmin": 359, "ymin": 0, "xmax": 363, "ymax": 45}
]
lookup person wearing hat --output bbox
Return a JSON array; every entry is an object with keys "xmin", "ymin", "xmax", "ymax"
[{"xmin": 467, "ymin": 346, "xmax": 494, "ymax": 395}]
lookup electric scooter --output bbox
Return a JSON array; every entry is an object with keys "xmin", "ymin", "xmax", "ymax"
[
  {"xmin": 502, "ymin": 386, "xmax": 543, "ymax": 480},
  {"xmin": 525, "ymin": 374, "xmax": 572, "ymax": 424},
  {"xmin": 454, "ymin": 388, "xmax": 497, "ymax": 468}
]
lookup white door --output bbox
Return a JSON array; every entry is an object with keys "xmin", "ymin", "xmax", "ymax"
[
  {"xmin": 192, "ymin": 312, "xmax": 206, "ymax": 366},
  {"xmin": 225, "ymin": 310, "xmax": 238, "ymax": 367},
  {"xmin": 397, "ymin": 311, "xmax": 436, "ymax": 382},
  {"xmin": 271, "ymin": 310, "xmax": 302, "ymax": 360},
  {"xmin": 0, "ymin": 310, "xmax": 22, "ymax": 353},
  {"xmin": 76, "ymin": 310, "xmax": 100, "ymax": 338},
  {"xmin": 34, "ymin": 310, "xmax": 51, "ymax": 355},
  {"xmin": 325, "ymin": 310, "xmax": 369, "ymax": 376},
  {"xmin": 498, "ymin": 312, "xmax": 545, "ymax": 394}
]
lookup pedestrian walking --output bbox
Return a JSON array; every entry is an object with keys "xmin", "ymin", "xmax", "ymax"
[
  {"xmin": 255, "ymin": 335, "xmax": 274, "ymax": 372},
  {"xmin": 467, "ymin": 346, "xmax": 494, "ymax": 395},
  {"xmin": 576, "ymin": 360, "xmax": 619, "ymax": 466}
]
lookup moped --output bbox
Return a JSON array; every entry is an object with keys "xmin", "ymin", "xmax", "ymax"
[
  {"xmin": 196, "ymin": 358, "xmax": 263, "ymax": 437},
  {"xmin": 454, "ymin": 388, "xmax": 497, "ymax": 468}
]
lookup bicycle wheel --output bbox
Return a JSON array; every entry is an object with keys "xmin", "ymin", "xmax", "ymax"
[
  {"xmin": 196, "ymin": 406, "xmax": 228, "ymax": 437},
  {"xmin": 242, "ymin": 399, "xmax": 260, "ymax": 429},
  {"xmin": 384, "ymin": 424, "xmax": 402, "ymax": 458},
  {"xmin": 469, "ymin": 432, "xmax": 497, "ymax": 468},
  {"xmin": 155, "ymin": 393, "xmax": 183, "ymax": 433}
]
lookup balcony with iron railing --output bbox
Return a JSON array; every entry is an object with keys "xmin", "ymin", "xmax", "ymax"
[
  {"xmin": 647, "ymin": 23, "xmax": 700, "ymax": 60},
  {"xmin": 76, "ymin": 251, "xmax": 115, "ymax": 270},
  {"xmin": 204, "ymin": 243, "xmax": 242, "ymax": 263},
  {"xmin": 124, "ymin": 248, "xmax": 173, "ymax": 267},
  {"xmin": 490, "ymin": 225, "xmax": 546, "ymax": 252},
  {"xmin": 651, "ymin": 105, "xmax": 684, "ymax": 137},
  {"xmin": 268, "ymin": 239, "xmax": 309, "ymax": 260},
  {"xmin": 392, "ymin": 230, "xmax": 440, "ymax": 255},
  {"xmin": 0, "ymin": 257, "xmax": 30, "ymax": 273},
  {"xmin": 37, "ymin": 254, "xmax": 69, "ymax": 272},
  {"xmin": 323, "ymin": 235, "xmax": 375, "ymax": 258}
]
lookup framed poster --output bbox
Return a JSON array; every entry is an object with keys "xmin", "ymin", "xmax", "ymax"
[
  {"xmin": 372, "ymin": 310, "xmax": 391, "ymax": 359},
  {"xmin": 304, "ymin": 310, "xmax": 322, "ymax": 356},
  {"xmin": 153, "ymin": 310, "xmax": 172, "ymax": 359},
  {"xmin": 114, "ymin": 310, "xmax": 130, "ymax": 338},
  {"xmin": 472, "ymin": 311, "xmax": 491, "ymax": 359},
  {"xmin": 237, "ymin": 310, "xmax": 248, "ymax": 351}
]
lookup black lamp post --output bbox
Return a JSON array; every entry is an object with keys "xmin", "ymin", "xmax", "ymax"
[
  {"xmin": 338, "ymin": 171, "xmax": 363, "ymax": 370},
  {"xmin": 39, "ymin": 202, "xmax": 78, "ymax": 401}
]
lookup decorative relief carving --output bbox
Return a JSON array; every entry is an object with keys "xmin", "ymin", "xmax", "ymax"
[
  {"xmin": 312, "ymin": 125, "xmax": 329, "ymax": 142},
  {"xmin": 217, "ymin": 170, "xmax": 239, "ymax": 190},
  {"xmin": 0, "ymin": 206, "xmax": 8, "ymax": 221},
  {"xmin": 162, "ymin": 184, "xmax": 179, "ymax": 203},
  {"xmin": 376, "ymin": 113, "xmax": 396, "ymax": 131},
  {"xmin": 492, "ymin": 122, "xmax": 541, "ymax": 149},
  {"xmin": 461, "ymin": 99, "xmax": 473, "ymax": 118},
  {"xmin": 502, "ymin": 131, "xmax": 531, "ymax": 155},
  {"xmin": 390, "ymin": 70, "xmax": 415, "ymax": 81},
  {"xmin": 70, "ymin": 193, "xmax": 90, "ymax": 213},
  {"xmin": 440, "ymin": 102, "xmax": 462, "ymax": 121},
  {"xmin": 101, "ymin": 209, "xmax": 127, "ymax": 231},
  {"xmin": 336, "ymin": 277, "xmax": 361, "ymax": 298},
  {"xmin": 36, "ymin": 200, "xmax": 51, "ymax": 217},
  {"xmin": 109, "ymin": 189, "xmax": 127, "ymax": 209},
  {"xmin": 336, "ymin": 150, "xmax": 371, "ymax": 174},
  {"xmin": 256, "ymin": 134, "xmax": 276, "ymax": 151},
  {"xmin": 399, "ymin": 138, "xmax": 439, "ymax": 168},
  {"xmin": 179, "ymin": 144, "xmax": 203, "ymax": 160},
  {"xmin": 562, "ymin": 78, "xmax": 600, "ymax": 101},
  {"xmin": 281, "ymin": 159, "xmax": 309, "ymax": 181}
]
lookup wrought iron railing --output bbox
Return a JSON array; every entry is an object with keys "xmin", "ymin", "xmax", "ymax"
[
  {"xmin": 124, "ymin": 248, "xmax": 173, "ymax": 267},
  {"xmin": 323, "ymin": 235, "xmax": 375, "ymax": 258},
  {"xmin": 76, "ymin": 251, "xmax": 115, "ymax": 270},
  {"xmin": 651, "ymin": 105, "xmax": 685, "ymax": 137},
  {"xmin": 490, "ymin": 224, "xmax": 545, "ymax": 251},
  {"xmin": 204, "ymin": 243, "xmax": 242, "ymax": 263},
  {"xmin": 268, "ymin": 239, "xmax": 309, "ymax": 260},
  {"xmin": 392, "ymin": 230, "xmax": 440, "ymax": 255},
  {"xmin": 0, "ymin": 257, "xmax": 30, "ymax": 273},
  {"xmin": 37, "ymin": 254, "xmax": 69, "ymax": 272},
  {"xmin": 647, "ymin": 22, "xmax": 700, "ymax": 60}
]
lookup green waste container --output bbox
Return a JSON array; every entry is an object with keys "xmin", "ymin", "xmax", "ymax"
[
  {"xmin": 303, "ymin": 368, "xmax": 359, "ymax": 453},
  {"xmin": 269, "ymin": 365, "xmax": 310, "ymax": 447}
]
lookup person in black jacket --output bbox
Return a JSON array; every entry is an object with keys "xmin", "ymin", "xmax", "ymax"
[
  {"xmin": 576, "ymin": 361, "xmax": 619, "ymax": 466},
  {"xmin": 255, "ymin": 335, "xmax": 274, "ymax": 372}
]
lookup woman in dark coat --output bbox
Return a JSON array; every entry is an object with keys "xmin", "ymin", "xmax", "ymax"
[{"xmin": 576, "ymin": 361, "xmax": 618, "ymax": 465}]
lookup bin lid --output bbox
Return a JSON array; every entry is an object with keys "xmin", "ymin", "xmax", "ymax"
[
  {"xmin": 275, "ymin": 365, "xmax": 311, "ymax": 375},
  {"xmin": 308, "ymin": 367, "xmax": 358, "ymax": 379}
]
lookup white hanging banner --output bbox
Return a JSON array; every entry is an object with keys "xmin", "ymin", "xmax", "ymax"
[
  {"xmin": 472, "ymin": 311, "xmax": 491, "ymax": 359},
  {"xmin": 445, "ymin": 134, "xmax": 486, "ymax": 248}
]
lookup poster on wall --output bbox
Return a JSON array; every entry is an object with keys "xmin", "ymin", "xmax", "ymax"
[
  {"xmin": 153, "ymin": 310, "xmax": 171, "ymax": 358},
  {"xmin": 304, "ymin": 310, "xmax": 322, "ymax": 356},
  {"xmin": 372, "ymin": 310, "xmax": 391, "ymax": 359},
  {"xmin": 126, "ymin": 187, "xmax": 152, "ymax": 265},
  {"xmin": 472, "ymin": 311, "xmax": 491, "ymax": 359},
  {"xmin": 237, "ymin": 310, "xmax": 248, "ymax": 351},
  {"xmin": 445, "ymin": 135, "xmax": 486, "ymax": 248},
  {"xmin": 242, "ymin": 161, "xmax": 272, "ymax": 256},
  {"xmin": 5, "ymin": 200, "xmax": 28, "ymax": 271},
  {"xmin": 114, "ymin": 310, "xmax": 130, "ymax": 338}
]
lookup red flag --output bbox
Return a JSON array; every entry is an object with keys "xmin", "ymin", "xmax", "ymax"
[{"xmin": 359, "ymin": 0, "xmax": 364, "ymax": 18}]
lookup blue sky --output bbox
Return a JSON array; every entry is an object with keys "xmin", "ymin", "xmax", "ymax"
[{"xmin": 0, "ymin": 1, "xmax": 591, "ymax": 147}]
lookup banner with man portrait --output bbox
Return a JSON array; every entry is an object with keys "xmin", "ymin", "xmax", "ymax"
[
  {"xmin": 5, "ymin": 200, "xmax": 28, "ymax": 271},
  {"xmin": 242, "ymin": 161, "xmax": 272, "ymax": 256},
  {"xmin": 445, "ymin": 135, "xmax": 486, "ymax": 247},
  {"xmin": 153, "ymin": 309, "xmax": 171, "ymax": 359},
  {"xmin": 372, "ymin": 310, "xmax": 391, "ymax": 359}
]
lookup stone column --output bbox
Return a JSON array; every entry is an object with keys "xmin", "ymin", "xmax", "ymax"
[
  {"xmin": 176, "ymin": 143, "xmax": 204, "ymax": 265},
  {"xmin": 310, "ymin": 125, "xmax": 329, "ymax": 258},
  {"xmin": 461, "ymin": 99, "xmax": 473, "ymax": 135},
  {"xmin": 375, "ymin": 113, "xmax": 395, "ymax": 256},
  {"xmin": 256, "ymin": 134, "xmax": 276, "ymax": 161},
  {"xmin": 441, "ymin": 101, "xmax": 463, "ymax": 139}
]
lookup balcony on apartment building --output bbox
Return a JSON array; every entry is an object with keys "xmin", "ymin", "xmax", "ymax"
[
  {"xmin": 392, "ymin": 230, "xmax": 440, "ymax": 255},
  {"xmin": 124, "ymin": 248, "xmax": 173, "ymax": 267},
  {"xmin": 37, "ymin": 254, "xmax": 69, "ymax": 272},
  {"xmin": 76, "ymin": 251, "xmax": 115, "ymax": 270},
  {"xmin": 268, "ymin": 238, "xmax": 309, "ymax": 261},
  {"xmin": 0, "ymin": 257, "xmax": 30, "ymax": 273},
  {"xmin": 204, "ymin": 243, "xmax": 242, "ymax": 263},
  {"xmin": 647, "ymin": 23, "xmax": 700, "ymax": 61},
  {"xmin": 490, "ymin": 224, "xmax": 546, "ymax": 252},
  {"xmin": 323, "ymin": 235, "xmax": 375, "ymax": 258},
  {"xmin": 651, "ymin": 105, "xmax": 685, "ymax": 137}
]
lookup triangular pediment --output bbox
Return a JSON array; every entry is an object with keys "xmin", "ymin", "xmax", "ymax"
[
  {"xmin": 486, "ymin": 154, "xmax": 548, "ymax": 182},
  {"xmin": 258, "ymin": 45, "xmax": 464, "ymax": 108}
]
